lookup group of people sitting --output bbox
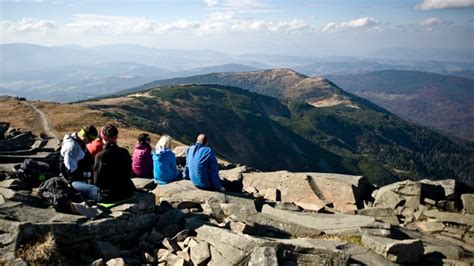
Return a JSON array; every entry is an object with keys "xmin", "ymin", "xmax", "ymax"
[{"xmin": 60, "ymin": 124, "xmax": 223, "ymax": 203}]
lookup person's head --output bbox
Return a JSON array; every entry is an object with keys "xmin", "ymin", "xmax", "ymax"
[
  {"xmin": 100, "ymin": 124, "xmax": 119, "ymax": 144},
  {"xmin": 77, "ymin": 125, "xmax": 98, "ymax": 144},
  {"xmin": 196, "ymin": 134, "xmax": 208, "ymax": 145},
  {"xmin": 137, "ymin": 133, "xmax": 151, "ymax": 146},
  {"xmin": 156, "ymin": 135, "xmax": 173, "ymax": 151}
]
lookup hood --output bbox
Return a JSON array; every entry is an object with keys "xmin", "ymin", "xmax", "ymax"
[
  {"xmin": 63, "ymin": 133, "xmax": 77, "ymax": 144},
  {"xmin": 153, "ymin": 148, "xmax": 172, "ymax": 157}
]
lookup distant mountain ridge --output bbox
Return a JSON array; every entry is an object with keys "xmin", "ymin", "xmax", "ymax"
[
  {"xmin": 2, "ymin": 43, "xmax": 474, "ymax": 102},
  {"xmin": 117, "ymin": 68, "xmax": 358, "ymax": 108},
  {"xmin": 328, "ymin": 70, "xmax": 474, "ymax": 141}
]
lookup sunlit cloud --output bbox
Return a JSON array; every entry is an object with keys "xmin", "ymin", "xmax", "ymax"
[
  {"xmin": 420, "ymin": 17, "xmax": 451, "ymax": 26},
  {"xmin": 154, "ymin": 20, "xmax": 200, "ymax": 33},
  {"xmin": 65, "ymin": 14, "xmax": 153, "ymax": 34},
  {"xmin": 0, "ymin": 17, "xmax": 57, "ymax": 32},
  {"xmin": 204, "ymin": 0, "xmax": 265, "ymax": 9},
  {"xmin": 415, "ymin": 0, "xmax": 474, "ymax": 10},
  {"xmin": 1, "ymin": 14, "xmax": 312, "ymax": 35},
  {"xmin": 321, "ymin": 17, "xmax": 379, "ymax": 32},
  {"xmin": 204, "ymin": 0, "xmax": 220, "ymax": 7}
]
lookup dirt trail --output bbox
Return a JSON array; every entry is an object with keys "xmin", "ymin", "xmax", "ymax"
[{"xmin": 24, "ymin": 102, "xmax": 60, "ymax": 140}]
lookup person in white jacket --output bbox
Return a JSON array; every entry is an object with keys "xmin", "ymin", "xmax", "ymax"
[{"xmin": 59, "ymin": 125, "xmax": 98, "ymax": 183}]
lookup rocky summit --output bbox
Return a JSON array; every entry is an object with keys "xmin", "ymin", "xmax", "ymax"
[{"xmin": 0, "ymin": 126, "xmax": 474, "ymax": 265}]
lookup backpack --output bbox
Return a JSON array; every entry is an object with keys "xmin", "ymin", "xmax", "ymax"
[
  {"xmin": 38, "ymin": 176, "xmax": 84, "ymax": 213},
  {"xmin": 13, "ymin": 159, "xmax": 54, "ymax": 188}
]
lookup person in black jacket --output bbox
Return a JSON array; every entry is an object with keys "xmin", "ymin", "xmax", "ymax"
[
  {"xmin": 71, "ymin": 124, "xmax": 135, "ymax": 202},
  {"xmin": 93, "ymin": 124, "xmax": 135, "ymax": 202}
]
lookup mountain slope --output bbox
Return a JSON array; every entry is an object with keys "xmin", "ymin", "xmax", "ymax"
[
  {"xmin": 90, "ymin": 84, "xmax": 474, "ymax": 186},
  {"xmin": 117, "ymin": 68, "xmax": 357, "ymax": 108},
  {"xmin": 328, "ymin": 70, "xmax": 474, "ymax": 140},
  {"xmin": 89, "ymin": 85, "xmax": 347, "ymax": 174}
]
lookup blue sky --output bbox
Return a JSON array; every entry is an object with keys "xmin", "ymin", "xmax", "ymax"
[{"xmin": 1, "ymin": 0, "xmax": 473, "ymax": 57}]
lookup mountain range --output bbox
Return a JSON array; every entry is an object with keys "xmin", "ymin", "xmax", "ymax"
[
  {"xmin": 328, "ymin": 70, "xmax": 474, "ymax": 141},
  {"xmin": 2, "ymin": 43, "xmax": 474, "ymax": 102},
  {"xmin": 118, "ymin": 68, "xmax": 474, "ymax": 142}
]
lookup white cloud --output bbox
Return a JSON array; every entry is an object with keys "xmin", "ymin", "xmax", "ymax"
[
  {"xmin": 0, "ymin": 17, "xmax": 57, "ymax": 32},
  {"xmin": 270, "ymin": 19, "xmax": 309, "ymax": 32},
  {"xmin": 204, "ymin": 0, "xmax": 264, "ymax": 9},
  {"xmin": 415, "ymin": 0, "xmax": 474, "ymax": 10},
  {"xmin": 420, "ymin": 17, "xmax": 450, "ymax": 26},
  {"xmin": 204, "ymin": 0, "xmax": 220, "ymax": 7},
  {"xmin": 203, "ymin": 0, "xmax": 281, "ymax": 14},
  {"xmin": 65, "ymin": 14, "xmax": 153, "ymax": 34},
  {"xmin": 154, "ymin": 20, "xmax": 200, "ymax": 33},
  {"xmin": 1, "ymin": 13, "xmax": 310, "ymax": 36},
  {"xmin": 322, "ymin": 17, "xmax": 379, "ymax": 32}
]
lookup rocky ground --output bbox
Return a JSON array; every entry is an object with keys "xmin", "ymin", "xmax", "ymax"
[{"xmin": 0, "ymin": 124, "xmax": 473, "ymax": 265}]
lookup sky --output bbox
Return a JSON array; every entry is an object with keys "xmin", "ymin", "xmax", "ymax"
[{"xmin": 1, "ymin": 0, "xmax": 473, "ymax": 58}]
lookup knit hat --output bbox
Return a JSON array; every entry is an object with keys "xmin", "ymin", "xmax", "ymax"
[
  {"xmin": 100, "ymin": 124, "xmax": 118, "ymax": 143},
  {"xmin": 78, "ymin": 125, "xmax": 98, "ymax": 142}
]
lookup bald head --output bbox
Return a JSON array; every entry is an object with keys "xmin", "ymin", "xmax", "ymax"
[{"xmin": 196, "ymin": 134, "xmax": 208, "ymax": 145}]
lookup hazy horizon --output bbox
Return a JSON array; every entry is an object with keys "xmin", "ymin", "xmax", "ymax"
[{"xmin": 1, "ymin": 0, "xmax": 473, "ymax": 61}]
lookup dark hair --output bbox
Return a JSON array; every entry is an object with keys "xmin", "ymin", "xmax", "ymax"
[
  {"xmin": 137, "ymin": 133, "xmax": 150, "ymax": 144},
  {"xmin": 82, "ymin": 125, "xmax": 98, "ymax": 141},
  {"xmin": 101, "ymin": 124, "xmax": 118, "ymax": 138}
]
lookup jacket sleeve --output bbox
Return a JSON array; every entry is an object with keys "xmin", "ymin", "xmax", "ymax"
[
  {"xmin": 169, "ymin": 151, "xmax": 178, "ymax": 177},
  {"xmin": 93, "ymin": 152, "xmax": 102, "ymax": 186},
  {"xmin": 209, "ymin": 150, "xmax": 222, "ymax": 191},
  {"xmin": 146, "ymin": 148, "xmax": 153, "ymax": 175}
]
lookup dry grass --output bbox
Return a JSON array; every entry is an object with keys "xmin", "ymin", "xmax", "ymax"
[
  {"xmin": 0, "ymin": 98, "xmax": 39, "ymax": 134},
  {"xmin": 16, "ymin": 232, "xmax": 62, "ymax": 264},
  {"xmin": 316, "ymin": 234, "xmax": 363, "ymax": 245},
  {"xmin": 32, "ymin": 100, "xmax": 180, "ymax": 153},
  {"xmin": 1, "ymin": 97, "xmax": 195, "ymax": 156}
]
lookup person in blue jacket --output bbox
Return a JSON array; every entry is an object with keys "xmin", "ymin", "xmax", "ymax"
[
  {"xmin": 153, "ymin": 135, "xmax": 181, "ymax": 184},
  {"xmin": 184, "ymin": 134, "xmax": 223, "ymax": 191}
]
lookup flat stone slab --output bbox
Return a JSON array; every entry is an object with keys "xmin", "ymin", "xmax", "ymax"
[
  {"xmin": 423, "ymin": 210, "xmax": 474, "ymax": 226},
  {"xmin": 373, "ymin": 180, "xmax": 421, "ymax": 209},
  {"xmin": 131, "ymin": 178, "xmax": 156, "ymax": 191},
  {"xmin": 261, "ymin": 205, "xmax": 376, "ymax": 234},
  {"xmin": 357, "ymin": 207, "xmax": 399, "ymax": 225},
  {"xmin": 195, "ymin": 225, "xmax": 349, "ymax": 265},
  {"xmin": 395, "ymin": 226, "xmax": 469, "ymax": 261},
  {"xmin": 190, "ymin": 241, "xmax": 211, "ymax": 266},
  {"xmin": 0, "ymin": 179, "xmax": 30, "ymax": 191},
  {"xmin": 461, "ymin": 194, "xmax": 474, "ymax": 214},
  {"xmin": 0, "ymin": 192, "xmax": 159, "ymax": 262},
  {"xmin": 248, "ymin": 247, "xmax": 278, "ymax": 266},
  {"xmin": 221, "ymin": 203, "xmax": 322, "ymax": 238},
  {"xmin": 242, "ymin": 171, "xmax": 372, "ymax": 213},
  {"xmin": 195, "ymin": 224, "xmax": 276, "ymax": 265},
  {"xmin": 0, "ymin": 132, "xmax": 35, "ymax": 152},
  {"xmin": 152, "ymin": 180, "xmax": 256, "ymax": 210},
  {"xmin": 361, "ymin": 235, "xmax": 424, "ymax": 263},
  {"xmin": 337, "ymin": 242, "xmax": 398, "ymax": 266},
  {"xmin": 416, "ymin": 221, "xmax": 445, "ymax": 233}
]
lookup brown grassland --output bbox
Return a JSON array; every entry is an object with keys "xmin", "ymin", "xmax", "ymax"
[{"xmin": 0, "ymin": 97, "xmax": 166, "ymax": 152}]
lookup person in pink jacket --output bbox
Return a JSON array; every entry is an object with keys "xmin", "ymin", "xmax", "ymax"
[{"xmin": 132, "ymin": 133, "xmax": 153, "ymax": 177}]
